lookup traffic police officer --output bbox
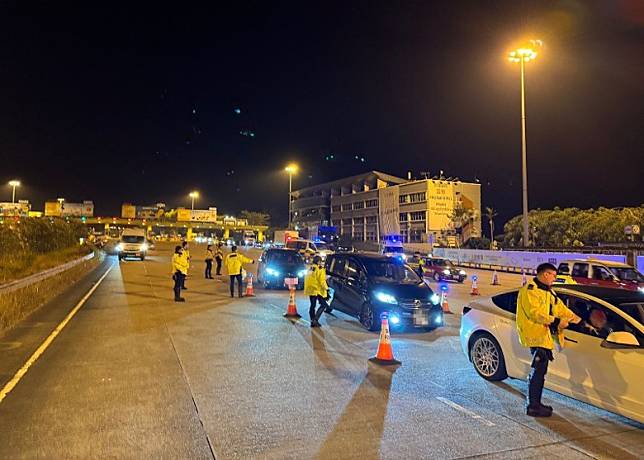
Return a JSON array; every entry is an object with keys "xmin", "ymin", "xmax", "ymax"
[
  {"xmin": 516, "ymin": 262, "xmax": 581, "ymax": 417},
  {"xmin": 304, "ymin": 255, "xmax": 330, "ymax": 328},
  {"xmin": 181, "ymin": 241, "xmax": 191, "ymax": 289},
  {"xmin": 224, "ymin": 245, "xmax": 254, "ymax": 298},
  {"xmin": 215, "ymin": 243, "xmax": 224, "ymax": 276},
  {"xmin": 172, "ymin": 245, "xmax": 189, "ymax": 302}
]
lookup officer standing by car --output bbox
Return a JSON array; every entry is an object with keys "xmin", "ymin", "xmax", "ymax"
[
  {"xmin": 215, "ymin": 243, "xmax": 224, "ymax": 276},
  {"xmin": 224, "ymin": 245, "xmax": 254, "ymax": 298},
  {"xmin": 516, "ymin": 262, "xmax": 581, "ymax": 417},
  {"xmin": 172, "ymin": 245, "xmax": 189, "ymax": 302},
  {"xmin": 304, "ymin": 255, "xmax": 331, "ymax": 328}
]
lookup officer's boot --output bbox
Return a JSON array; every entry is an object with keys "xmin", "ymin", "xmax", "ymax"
[{"xmin": 526, "ymin": 369, "xmax": 552, "ymax": 417}]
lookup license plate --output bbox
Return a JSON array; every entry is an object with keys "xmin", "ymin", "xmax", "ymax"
[{"xmin": 413, "ymin": 310, "xmax": 428, "ymax": 326}]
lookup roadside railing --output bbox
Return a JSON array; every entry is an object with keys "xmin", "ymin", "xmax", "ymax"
[{"xmin": 0, "ymin": 252, "xmax": 95, "ymax": 295}]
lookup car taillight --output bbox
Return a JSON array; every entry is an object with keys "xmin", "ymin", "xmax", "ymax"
[{"xmin": 462, "ymin": 306, "xmax": 471, "ymax": 315}]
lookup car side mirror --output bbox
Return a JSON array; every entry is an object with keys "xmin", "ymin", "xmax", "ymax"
[{"xmin": 601, "ymin": 331, "xmax": 640, "ymax": 349}]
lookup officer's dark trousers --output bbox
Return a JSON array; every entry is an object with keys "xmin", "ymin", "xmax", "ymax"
[
  {"xmin": 528, "ymin": 347, "xmax": 551, "ymax": 407},
  {"xmin": 205, "ymin": 260, "xmax": 213, "ymax": 278},
  {"xmin": 173, "ymin": 272, "xmax": 185, "ymax": 299},
  {"xmin": 215, "ymin": 258, "xmax": 222, "ymax": 275},
  {"xmin": 229, "ymin": 274, "xmax": 243, "ymax": 297},
  {"xmin": 309, "ymin": 295, "xmax": 329, "ymax": 322}
]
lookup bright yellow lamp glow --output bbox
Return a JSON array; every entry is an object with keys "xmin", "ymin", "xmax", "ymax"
[{"xmin": 284, "ymin": 164, "xmax": 298, "ymax": 174}]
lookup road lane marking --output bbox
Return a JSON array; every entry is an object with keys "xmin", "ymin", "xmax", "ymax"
[
  {"xmin": 0, "ymin": 263, "xmax": 114, "ymax": 405},
  {"xmin": 436, "ymin": 396, "xmax": 496, "ymax": 427}
]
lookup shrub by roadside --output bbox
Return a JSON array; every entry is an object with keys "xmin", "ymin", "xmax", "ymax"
[{"xmin": 0, "ymin": 218, "xmax": 89, "ymax": 283}]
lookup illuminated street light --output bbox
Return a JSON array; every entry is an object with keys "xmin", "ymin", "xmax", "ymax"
[
  {"xmin": 508, "ymin": 39, "xmax": 542, "ymax": 247},
  {"xmin": 189, "ymin": 191, "xmax": 199, "ymax": 210},
  {"xmin": 284, "ymin": 164, "xmax": 299, "ymax": 229},
  {"xmin": 8, "ymin": 180, "xmax": 20, "ymax": 203}
]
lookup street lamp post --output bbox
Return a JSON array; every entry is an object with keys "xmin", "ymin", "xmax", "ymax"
[
  {"xmin": 284, "ymin": 164, "xmax": 298, "ymax": 230},
  {"xmin": 189, "ymin": 191, "xmax": 199, "ymax": 211},
  {"xmin": 8, "ymin": 180, "xmax": 20, "ymax": 204},
  {"xmin": 509, "ymin": 41, "xmax": 541, "ymax": 247}
]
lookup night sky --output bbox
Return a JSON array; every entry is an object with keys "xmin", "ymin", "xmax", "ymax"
[{"xmin": 1, "ymin": 1, "xmax": 643, "ymax": 229}]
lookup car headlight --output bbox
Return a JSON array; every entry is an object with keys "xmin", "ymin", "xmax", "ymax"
[
  {"xmin": 399, "ymin": 254, "xmax": 407, "ymax": 261},
  {"xmin": 459, "ymin": 270, "xmax": 466, "ymax": 275},
  {"xmin": 140, "ymin": 243, "xmax": 148, "ymax": 251},
  {"xmin": 266, "ymin": 267, "xmax": 280, "ymax": 276},
  {"xmin": 298, "ymin": 270, "xmax": 307, "ymax": 277},
  {"xmin": 115, "ymin": 244, "xmax": 123, "ymax": 252},
  {"xmin": 443, "ymin": 269, "xmax": 451, "ymax": 275},
  {"xmin": 430, "ymin": 293, "xmax": 440, "ymax": 305},
  {"xmin": 389, "ymin": 314, "xmax": 401, "ymax": 325},
  {"xmin": 375, "ymin": 292, "xmax": 397, "ymax": 304},
  {"xmin": 638, "ymin": 286, "xmax": 644, "ymax": 293}
]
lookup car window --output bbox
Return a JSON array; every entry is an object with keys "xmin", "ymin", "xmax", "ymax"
[
  {"xmin": 492, "ymin": 292, "xmax": 518, "ymax": 314},
  {"xmin": 328, "ymin": 256, "xmax": 346, "ymax": 276},
  {"xmin": 558, "ymin": 263, "xmax": 570, "ymax": 275},
  {"xmin": 122, "ymin": 236, "xmax": 145, "ymax": 243},
  {"xmin": 618, "ymin": 303, "xmax": 644, "ymax": 325},
  {"xmin": 609, "ymin": 267, "xmax": 644, "ymax": 282},
  {"xmin": 363, "ymin": 260, "xmax": 421, "ymax": 284},
  {"xmin": 592, "ymin": 265, "xmax": 613, "ymax": 281},
  {"xmin": 268, "ymin": 251, "xmax": 303, "ymax": 265},
  {"xmin": 345, "ymin": 259, "xmax": 362, "ymax": 280},
  {"xmin": 560, "ymin": 294, "xmax": 644, "ymax": 344},
  {"xmin": 572, "ymin": 263, "xmax": 589, "ymax": 278}
]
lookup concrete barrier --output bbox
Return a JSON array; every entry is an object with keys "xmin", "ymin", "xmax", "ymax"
[{"xmin": 431, "ymin": 248, "xmax": 627, "ymax": 274}]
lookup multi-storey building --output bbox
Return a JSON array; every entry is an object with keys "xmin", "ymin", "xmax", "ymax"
[{"xmin": 292, "ymin": 171, "xmax": 481, "ymax": 244}]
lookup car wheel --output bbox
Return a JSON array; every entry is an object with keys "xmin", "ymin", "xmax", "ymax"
[
  {"xmin": 360, "ymin": 303, "xmax": 379, "ymax": 332},
  {"xmin": 433, "ymin": 272, "xmax": 441, "ymax": 282},
  {"xmin": 469, "ymin": 333, "xmax": 507, "ymax": 381}
]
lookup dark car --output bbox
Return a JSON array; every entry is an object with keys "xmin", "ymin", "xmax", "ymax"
[
  {"xmin": 257, "ymin": 248, "xmax": 307, "ymax": 290},
  {"xmin": 325, "ymin": 253, "xmax": 443, "ymax": 331},
  {"xmin": 421, "ymin": 257, "xmax": 467, "ymax": 283}
]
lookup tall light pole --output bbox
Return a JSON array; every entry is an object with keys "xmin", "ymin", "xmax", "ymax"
[
  {"xmin": 189, "ymin": 191, "xmax": 199, "ymax": 211},
  {"xmin": 8, "ymin": 180, "xmax": 20, "ymax": 203},
  {"xmin": 284, "ymin": 164, "xmax": 298, "ymax": 229},
  {"xmin": 509, "ymin": 40, "xmax": 541, "ymax": 247}
]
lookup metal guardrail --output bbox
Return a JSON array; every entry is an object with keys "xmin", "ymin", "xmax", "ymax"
[{"xmin": 0, "ymin": 252, "xmax": 95, "ymax": 294}]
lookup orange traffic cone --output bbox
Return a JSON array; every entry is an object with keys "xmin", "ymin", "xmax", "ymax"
[
  {"xmin": 283, "ymin": 287, "xmax": 301, "ymax": 319},
  {"xmin": 491, "ymin": 271, "xmax": 500, "ymax": 285},
  {"xmin": 245, "ymin": 274, "xmax": 255, "ymax": 297},
  {"xmin": 369, "ymin": 313, "xmax": 401, "ymax": 366},
  {"xmin": 521, "ymin": 268, "xmax": 527, "ymax": 286},
  {"xmin": 470, "ymin": 275, "xmax": 480, "ymax": 296},
  {"xmin": 441, "ymin": 291, "xmax": 451, "ymax": 314}
]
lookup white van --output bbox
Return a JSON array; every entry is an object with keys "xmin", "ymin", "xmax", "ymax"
[{"xmin": 116, "ymin": 228, "xmax": 148, "ymax": 261}]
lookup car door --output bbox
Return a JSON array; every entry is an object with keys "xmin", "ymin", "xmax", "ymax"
[
  {"xmin": 590, "ymin": 265, "xmax": 619, "ymax": 289},
  {"xmin": 342, "ymin": 257, "xmax": 367, "ymax": 315},
  {"xmin": 490, "ymin": 291, "xmax": 532, "ymax": 375},
  {"xmin": 327, "ymin": 256, "xmax": 348, "ymax": 311},
  {"xmin": 549, "ymin": 294, "xmax": 644, "ymax": 419}
]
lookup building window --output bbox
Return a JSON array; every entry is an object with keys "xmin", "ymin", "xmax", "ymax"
[
  {"xmin": 399, "ymin": 195, "xmax": 408, "ymax": 204},
  {"xmin": 342, "ymin": 218, "xmax": 352, "ymax": 226},
  {"xmin": 353, "ymin": 201, "xmax": 364, "ymax": 210},
  {"xmin": 353, "ymin": 217, "xmax": 364, "ymax": 225},
  {"xmin": 342, "ymin": 203, "xmax": 353, "ymax": 211},
  {"xmin": 342, "ymin": 226, "xmax": 352, "ymax": 236},
  {"xmin": 399, "ymin": 212, "xmax": 408, "ymax": 222},
  {"xmin": 410, "ymin": 211, "xmax": 426, "ymax": 221},
  {"xmin": 366, "ymin": 231, "xmax": 377, "ymax": 241},
  {"xmin": 409, "ymin": 229, "xmax": 423, "ymax": 242},
  {"xmin": 365, "ymin": 199, "xmax": 378, "ymax": 208},
  {"xmin": 332, "ymin": 205, "xmax": 341, "ymax": 212},
  {"xmin": 366, "ymin": 215, "xmax": 378, "ymax": 224},
  {"xmin": 354, "ymin": 230, "xmax": 364, "ymax": 241},
  {"xmin": 409, "ymin": 192, "xmax": 426, "ymax": 203}
]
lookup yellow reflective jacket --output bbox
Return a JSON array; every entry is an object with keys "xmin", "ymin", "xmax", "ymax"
[
  {"xmin": 304, "ymin": 265, "xmax": 329, "ymax": 297},
  {"xmin": 225, "ymin": 252, "xmax": 253, "ymax": 275},
  {"xmin": 172, "ymin": 253, "xmax": 189, "ymax": 275},
  {"xmin": 516, "ymin": 279, "xmax": 580, "ymax": 349}
]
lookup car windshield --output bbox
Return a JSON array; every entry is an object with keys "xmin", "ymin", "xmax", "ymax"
[
  {"xmin": 609, "ymin": 267, "xmax": 644, "ymax": 282},
  {"xmin": 617, "ymin": 303, "xmax": 644, "ymax": 325},
  {"xmin": 384, "ymin": 246, "xmax": 404, "ymax": 254},
  {"xmin": 269, "ymin": 251, "xmax": 303, "ymax": 265},
  {"xmin": 123, "ymin": 236, "xmax": 145, "ymax": 243},
  {"xmin": 364, "ymin": 260, "xmax": 421, "ymax": 284},
  {"xmin": 316, "ymin": 242, "xmax": 329, "ymax": 250}
]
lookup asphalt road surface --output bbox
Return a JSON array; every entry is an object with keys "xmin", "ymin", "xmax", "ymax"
[{"xmin": 0, "ymin": 242, "xmax": 642, "ymax": 459}]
